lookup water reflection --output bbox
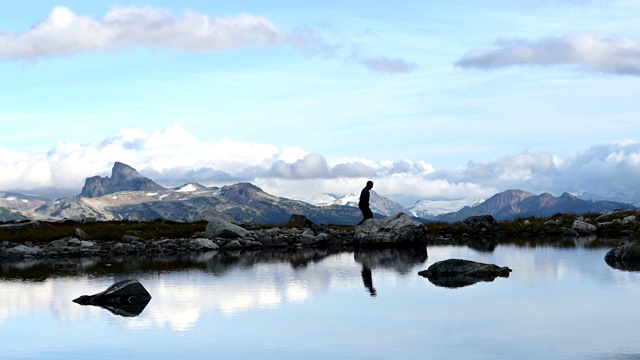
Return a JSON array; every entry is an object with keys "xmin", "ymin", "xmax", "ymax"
[
  {"xmin": 354, "ymin": 247, "xmax": 428, "ymax": 296},
  {"xmin": 3, "ymin": 243, "xmax": 640, "ymax": 359}
]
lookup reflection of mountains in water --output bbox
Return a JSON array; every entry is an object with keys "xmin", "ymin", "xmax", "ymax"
[
  {"xmin": 206, "ymin": 247, "xmax": 429, "ymax": 276},
  {"xmin": 0, "ymin": 247, "xmax": 429, "ymax": 280}
]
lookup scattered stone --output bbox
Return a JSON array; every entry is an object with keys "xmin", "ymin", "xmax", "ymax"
[
  {"xmin": 543, "ymin": 220, "xmax": 559, "ymax": 227},
  {"xmin": 122, "ymin": 235, "xmax": 143, "ymax": 243},
  {"xmin": 188, "ymin": 238, "xmax": 220, "ymax": 251},
  {"xmin": 205, "ymin": 218, "xmax": 250, "ymax": 239},
  {"xmin": 74, "ymin": 228, "xmax": 89, "ymax": 239},
  {"xmin": 5, "ymin": 244, "xmax": 41, "ymax": 257},
  {"xmin": 622, "ymin": 216, "xmax": 636, "ymax": 225},
  {"xmin": 572, "ymin": 220, "xmax": 597, "ymax": 234},
  {"xmin": 418, "ymin": 259, "xmax": 512, "ymax": 288},
  {"xmin": 463, "ymin": 215, "xmax": 497, "ymax": 229},
  {"xmin": 223, "ymin": 240, "xmax": 243, "ymax": 250},
  {"xmin": 73, "ymin": 279, "xmax": 152, "ymax": 317},
  {"xmin": 288, "ymin": 214, "xmax": 314, "ymax": 229}
]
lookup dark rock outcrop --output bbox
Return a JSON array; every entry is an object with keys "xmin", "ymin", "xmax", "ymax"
[
  {"xmin": 463, "ymin": 215, "xmax": 497, "ymax": 229},
  {"xmin": 418, "ymin": 259, "xmax": 512, "ymax": 288},
  {"xmin": 73, "ymin": 279, "xmax": 152, "ymax": 316},
  {"xmin": 605, "ymin": 244, "xmax": 640, "ymax": 271},
  {"xmin": 81, "ymin": 162, "xmax": 165, "ymax": 198}
]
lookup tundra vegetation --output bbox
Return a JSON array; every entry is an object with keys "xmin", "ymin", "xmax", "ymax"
[{"xmin": 0, "ymin": 209, "xmax": 638, "ymax": 248}]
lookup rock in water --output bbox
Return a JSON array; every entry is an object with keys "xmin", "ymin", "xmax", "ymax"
[
  {"xmin": 73, "ymin": 279, "xmax": 152, "ymax": 317},
  {"xmin": 419, "ymin": 259, "xmax": 512, "ymax": 288},
  {"xmin": 605, "ymin": 244, "xmax": 640, "ymax": 271}
]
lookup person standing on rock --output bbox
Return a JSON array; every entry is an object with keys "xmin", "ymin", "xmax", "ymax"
[{"xmin": 357, "ymin": 180, "xmax": 374, "ymax": 226}]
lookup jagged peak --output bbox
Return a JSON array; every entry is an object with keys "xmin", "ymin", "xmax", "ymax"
[
  {"xmin": 81, "ymin": 162, "xmax": 165, "ymax": 198},
  {"xmin": 111, "ymin": 162, "xmax": 143, "ymax": 181}
]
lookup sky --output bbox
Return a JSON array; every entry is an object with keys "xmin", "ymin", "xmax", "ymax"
[{"xmin": 1, "ymin": 0, "xmax": 640, "ymax": 206}]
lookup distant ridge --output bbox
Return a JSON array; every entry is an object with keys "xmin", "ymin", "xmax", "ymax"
[
  {"xmin": 2, "ymin": 162, "xmax": 636, "ymax": 224},
  {"xmin": 81, "ymin": 162, "xmax": 166, "ymax": 198},
  {"xmin": 433, "ymin": 189, "xmax": 635, "ymax": 222}
]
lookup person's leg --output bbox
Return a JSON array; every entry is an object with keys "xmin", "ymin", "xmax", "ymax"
[
  {"xmin": 364, "ymin": 206, "xmax": 373, "ymax": 220},
  {"xmin": 358, "ymin": 204, "xmax": 368, "ymax": 225}
]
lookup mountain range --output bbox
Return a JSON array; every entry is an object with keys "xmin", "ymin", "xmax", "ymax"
[
  {"xmin": 0, "ymin": 162, "xmax": 635, "ymax": 224},
  {"xmin": 430, "ymin": 189, "xmax": 634, "ymax": 222}
]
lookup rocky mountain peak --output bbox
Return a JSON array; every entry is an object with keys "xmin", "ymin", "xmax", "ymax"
[
  {"xmin": 110, "ymin": 162, "xmax": 142, "ymax": 182},
  {"xmin": 80, "ymin": 162, "xmax": 166, "ymax": 198},
  {"xmin": 219, "ymin": 183, "xmax": 266, "ymax": 204}
]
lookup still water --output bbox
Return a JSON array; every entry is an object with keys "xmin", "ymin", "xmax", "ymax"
[{"xmin": 1, "ymin": 242, "xmax": 639, "ymax": 360}]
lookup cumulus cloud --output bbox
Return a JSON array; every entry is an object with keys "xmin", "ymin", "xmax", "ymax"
[
  {"xmin": 455, "ymin": 32, "xmax": 640, "ymax": 75},
  {"xmin": 0, "ymin": 6, "xmax": 415, "ymax": 74},
  {"xmin": 2, "ymin": 125, "xmax": 640, "ymax": 206}
]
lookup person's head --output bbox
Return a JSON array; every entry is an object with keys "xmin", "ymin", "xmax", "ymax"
[{"xmin": 366, "ymin": 180, "xmax": 373, "ymax": 189}]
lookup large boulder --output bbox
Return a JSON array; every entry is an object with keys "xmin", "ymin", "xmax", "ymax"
[
  {"xmin": 5, "ymin": 244, "xmax": 41, "ymax": 257},
  {"xmin": 73, "ymin": 279, "xmax": 152, "ymax": 317},
  {"xmin": 463, "ymin": 215, "xmax": 497, "ymax": 229},
  {"xmin": 418, "ymin": 259, "xmax": 512, "ymax": 288},
  {"xmin": 205, "ymin": 217, "xmax": 250, "ymax": 239},
  {"xmin": 572, "ymin": 220, "xmax": 597, "ymax": 234},
  {"xmin": 605, "ymin": 244, "xmax": 640, "ymax": 271},
  {"xmin": 287, "ymin": 214, "xmax": 327, "ymax": 236},
  {"xmin": 354, "ymin": 213, "xmax": 427, "ymax": 247}
]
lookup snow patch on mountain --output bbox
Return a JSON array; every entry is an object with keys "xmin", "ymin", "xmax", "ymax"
[
  {"xmin": 406, "ymin": 198, "xmax": 485, "ymax": 219},
  {"xmin": 294, "ymin": 191, "xmax": 405, "ymax": 217},
  {"xmin": 176, "ymin": 184, "xmax": 197, "ymax": 192}
]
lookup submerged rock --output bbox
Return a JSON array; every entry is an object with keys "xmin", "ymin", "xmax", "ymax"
[
  {"xmin": 73, "ymin": 279, "xmax": 152, "ymax": 317},
  {"xmin": 418, "ymin": 259, "xmax": 512, "ymax": 288}
]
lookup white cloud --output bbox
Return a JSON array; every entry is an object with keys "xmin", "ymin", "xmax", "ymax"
[
  {"xmin": 351, "ymin": 55, "xmax": 418, "ymax": 74},
  {"xmin": 0, "ymin": 6, "xmax": 415, "ymax": 74},
  {"xmin": 1, "ymin": 125, "xmax": 640, "ymax": 206},
  {"xmin": 455, "ymin": 32, "xmax": 640, "ymax": 75}
]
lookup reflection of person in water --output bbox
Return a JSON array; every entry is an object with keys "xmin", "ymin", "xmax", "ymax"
[{"xmin": 361, "ymin": 265, "xmax": 377, "ymax": 297}]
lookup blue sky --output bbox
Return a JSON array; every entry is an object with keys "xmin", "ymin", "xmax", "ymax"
[{"xmin": 1, "ymin": 1, "xmax": 640, "ymax": 205}]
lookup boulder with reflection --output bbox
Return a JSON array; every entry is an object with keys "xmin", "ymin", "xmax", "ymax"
[
  {"xmin": 418, "ymin": 259, "xmax": 512, "ymax": 288},
  {"xmin": 73, "ymin": 279, "xmax": 152, "ymax": 317},
  {"xmin": 355, "ymin": 213, "xmax": 428, "ymax": 248},
  {"xmin": 605, "ymin": 244, "xmax": 640, "ymax": 271}
]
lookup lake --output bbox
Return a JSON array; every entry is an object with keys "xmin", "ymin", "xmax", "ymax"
[{"xmin": 1, "ymin": 241, "xmax": 639, "ymax": 360}]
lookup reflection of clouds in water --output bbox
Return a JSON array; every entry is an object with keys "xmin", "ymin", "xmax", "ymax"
[
  {"xmin": 6, "ymin": 247, "xmax": 635, "ymax": 333},
  {"xmin": 0, "ymin": 277, "xmax": 114, "ymax": 324},
  {"xmin": 135, "ymin": 256, "xmax": 364, "ymax": 330},
  {"xmin": 0, "ymin": 251, "xmax": 419, "ymax": 330},
  {"xmin": 427, "ymin": 245, "xmax": 640, "ymax": 292}
]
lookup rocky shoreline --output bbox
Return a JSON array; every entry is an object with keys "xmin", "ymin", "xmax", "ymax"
[{"xmin": 1, "ymin": 210, "xmax": 640, "ymax": 261}]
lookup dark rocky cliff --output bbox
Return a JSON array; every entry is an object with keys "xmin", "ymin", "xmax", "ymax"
[{"xmin": 81, "ymin": 162, "xmax": 166, "ymax": 198}]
